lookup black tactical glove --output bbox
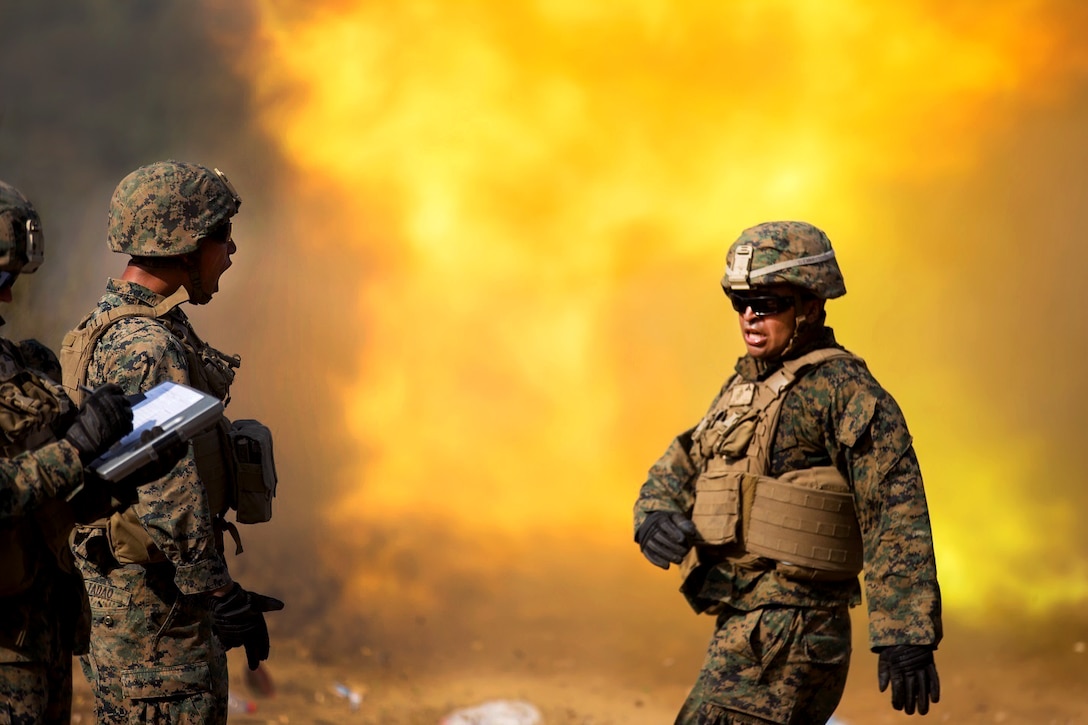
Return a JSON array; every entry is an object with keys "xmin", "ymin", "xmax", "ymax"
[
  {"xmin": 212, "ymin": 582, "xmax": 285, "ymax": 670},
  {"xmin": 635, "ymin": 511, "xmax": 697, "ymax": 569},
  {"xmin": 64, "ymin": 384, "xmax": 133, "ymax": 464},
  {"xmin": 878, "ymin": 644, "xmax": 940, "ymax": 715}
]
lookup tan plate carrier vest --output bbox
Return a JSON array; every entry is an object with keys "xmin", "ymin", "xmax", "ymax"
[
  {"xmin": 682, "ymin": 348, "xmax": 864, "ymax": 586},
  {"xmin": 59, "ymin": 288, "xmax": 277, "ymax": 565}
]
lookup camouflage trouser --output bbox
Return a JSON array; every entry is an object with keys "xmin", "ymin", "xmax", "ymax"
[
  {"xmin": 675, "ymin": 605, "xmax": 851, "ymax": 725},
  {"xmin": 73, "ymin": 537, "xmax": 228, "ymax": 725},
  {"xmin": 0, "ymin": 656, "xmax": 71, "ymax": 725}
]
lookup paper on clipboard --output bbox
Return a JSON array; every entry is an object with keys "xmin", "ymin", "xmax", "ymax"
[{"xmin": 88, "ymin": 381, "xmax": 223, "ymax": 482}]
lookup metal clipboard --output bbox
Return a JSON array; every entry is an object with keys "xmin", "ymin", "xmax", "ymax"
[{"xmin": 87, "ymin": 381, "xmax": 223, "ymax": 482}]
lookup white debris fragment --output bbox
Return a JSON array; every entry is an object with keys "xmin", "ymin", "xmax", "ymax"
[{"xmin": 441, "ymin": 700, "xmax": 542, "ymax": 725}]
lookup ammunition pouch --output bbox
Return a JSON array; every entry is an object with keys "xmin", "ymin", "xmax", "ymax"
[
  {"xmin": 194, "ymin": 417, "xmax": 277, "ymax": 524},
  {"xmin": 692, "ymin": 462, "xmax": 773, "ymax": 548},
  {"xmin": 228, "ymin": 419, "xmax": 277, "ymax": 524}
]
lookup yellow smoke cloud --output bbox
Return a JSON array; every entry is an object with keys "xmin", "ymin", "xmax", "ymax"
[{"xmin": 237, "ymin": 0, "xmax": 1088, "ymax": 617}]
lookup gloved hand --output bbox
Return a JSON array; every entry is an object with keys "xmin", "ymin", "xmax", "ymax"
[
  {"xmin": 878, "ymin": 644, "xmax": 940, "ymax": 715},
  {"xmin": 211, "ymin": 582, "xmax": 285, "ymax": 670},
  {"xmin": 64, "ymin": 384, "xmax": 132, "ymax": 464},
  {"xmin": 69, "ymin": 435, "xmax": 190, "ymax": 523},
  {"xmin": 635, "ymin": 511, "xmax": 697, "ymax": 569}
]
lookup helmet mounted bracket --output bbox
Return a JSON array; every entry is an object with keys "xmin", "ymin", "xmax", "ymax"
[{"xmin": 725, "ymin": 244, "xmax": 754, "ymax": 291}]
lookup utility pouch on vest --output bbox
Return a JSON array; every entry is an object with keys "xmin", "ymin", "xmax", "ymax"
[
  {"xmin": 0, "ymin": 371, "xmax": 69, "ymax": 448},
  {"xmin": 747, "ymin": 466, "xmax": 863, "ymax": 582},
  {"xmin": 229, "ymin": 419, "xmax": 277, "ymax": 524},
  {"xmin": 691, "ymin": 458, "xmax": 742, "ymax": 545},
  {"xmin": 0, "ymin": 520, "xmax": 40, "ymax": 597},
  {"xmin": 719, "ymin": 417, "xmax": 757, "ymax": 460},
  {"xmin": 106, "ymin": 508, "xmax": 163, "ymax": 565},
  {"xmin": 192, "ymin": 419, "xmax": 234, "ymax": 516},
  {"xmin": 199, "ymin": 346, "xmax": 240, "ymax": 404}
]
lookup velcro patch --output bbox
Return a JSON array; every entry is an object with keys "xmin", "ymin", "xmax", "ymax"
[{"xmin": 729, "ymin": 383, "xmax": 755, "ymax": 406}]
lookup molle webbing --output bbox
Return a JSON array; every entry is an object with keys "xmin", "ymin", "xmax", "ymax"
[
  {"xmin": 690, "ymin": 348, "xmax": 856, "ymax": 545},
  {"xmin": 746, "ymin": 469, "xmax": 863, "ymax": 576},
  {"xmin": 689, "ymin": 348, "xmax": 864, "ymax": 580},
  {"xmin": 60, "ymin": 287, "xmax": 191, "ymax": 406}
]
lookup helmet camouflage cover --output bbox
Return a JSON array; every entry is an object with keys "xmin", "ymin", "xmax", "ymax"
[
  {"xmin": 722, "ymin": 220, "xmax": 846, "ymax": 299},
  {"xmin": 107, "ymin": 160, "xmax": 241, "ymax": 256},
  {"xmin": 0, "ymin": 180, "xmax": 44, "ymax": 274}
]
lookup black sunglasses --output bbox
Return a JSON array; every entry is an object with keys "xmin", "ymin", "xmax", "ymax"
[{"xmin": 728, "ymin": 292, "xmax": 796, "ymax": 316}]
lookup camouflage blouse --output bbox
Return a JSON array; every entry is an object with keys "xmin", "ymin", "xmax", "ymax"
[
  {"xmin": 79, "ymin": 279, "xmax": 230, "ymax": 595},
  {"xmin": 634, "ymin": 326, "xmax": 943, "ymax": 649}
]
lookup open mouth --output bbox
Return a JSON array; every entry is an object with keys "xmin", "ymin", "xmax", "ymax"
[{"xmin": 743, "ymin": 328, "xmax": 766, "ymax": 346}]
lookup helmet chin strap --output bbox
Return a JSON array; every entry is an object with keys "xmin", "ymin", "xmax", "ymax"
[
  {"xmin": 185, "ymin": 257, "xmax": 212, "ymax": 305},
  {"xmin": 774, "ymin": 295, "xmax": 823, "ymax": 360}
]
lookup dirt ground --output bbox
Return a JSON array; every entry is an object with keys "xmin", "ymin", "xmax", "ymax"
[
  {"xmin": 68, "ymin": 614, "xmax": 1088, "ymax": 725},
  {"xmin": 67, "ymin": 532, "xmax": 1088, "ymax": 724}
]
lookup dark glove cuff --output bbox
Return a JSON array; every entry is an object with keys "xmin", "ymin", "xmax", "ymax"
[{"xmin": 880, "ymin": 644, "xmax": 934, "ymax": 670}]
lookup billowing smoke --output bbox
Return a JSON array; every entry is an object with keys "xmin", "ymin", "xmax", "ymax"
[
  {"xmin": 4, "ymin": 0, "xmax": 1088, "ymax": 689},
  {"xmin": 235, "ymin": 0, "xmax": 1088, "ymax": 625}
]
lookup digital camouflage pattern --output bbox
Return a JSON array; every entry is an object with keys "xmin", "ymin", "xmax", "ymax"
[
  {"xmin": 675, "ymin": 606, "xmax": 851, "ymax": 724},
  {"xmin": 0, "ymin": 338, "xmax": 71, "ymax": 457},
  {"xmin": 70, "ymin": 278, "xmax": 232, "ymax": 724},
  {"xmin": 633, "ymin": 325, "xmax": 942, "ymax": 722},
  {"xmin": 107, "ymin": 160, "xmax": 240, "ymax": 257},
  {"xmin": 0, "ymin": 439, "xmax": 82, "ymax": 516},
  {"xmin": 13, "ymin": 339, "xmax": 63, "ymax": 383},
  {"xmin": 0, "ymin": 337, "xmax": 85, "ymax": 724},
  {"xmin": 721, "ymin": 221, "xmax": 846, "ymax": 299}
]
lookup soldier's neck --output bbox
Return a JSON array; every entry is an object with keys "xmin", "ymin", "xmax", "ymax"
[{"xmin": 121, "ymin": 263, "xmax": 185, "ymax": 298}]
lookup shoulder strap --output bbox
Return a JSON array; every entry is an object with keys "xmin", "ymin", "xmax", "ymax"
[
  {"xmin": 762, "ymin": 347, "xmax": 859, "ymax": 396},
  {"xmin": 745, "ymin": 348, "xmax": 860, "ymax": 475},
  {"xmin": 60, "ymin": 287, "xmax": 190, "ymax": 405}
]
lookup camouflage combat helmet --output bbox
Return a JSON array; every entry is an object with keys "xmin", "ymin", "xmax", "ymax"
[
  {"xmin": 107, "ymin": 160, "xmax": 241, "ymax": 257},
  {"xmin": 0, "ymin": 180, "xmax": 44, "ymax": 274},
  {"xmin": 722, "ymin": 220, "xmax": 846, "ymax": 299}
]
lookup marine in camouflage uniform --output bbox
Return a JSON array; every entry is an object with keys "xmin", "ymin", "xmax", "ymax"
[
  {"xmin": 63, "ymin": 161, "xmax": 282, "ymax": 725},
  {"xmin": 633, "ymin": 222, "xmax": 942, "ymax": 724},
  {"xmin": 0, "ymin": 180, "xmax": 134, "ymax": 725}
]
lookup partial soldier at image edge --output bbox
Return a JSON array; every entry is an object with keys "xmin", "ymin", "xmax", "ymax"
[{"xmin": 0, "ymin": 179, "xmax": 142, "ymax": 724}]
